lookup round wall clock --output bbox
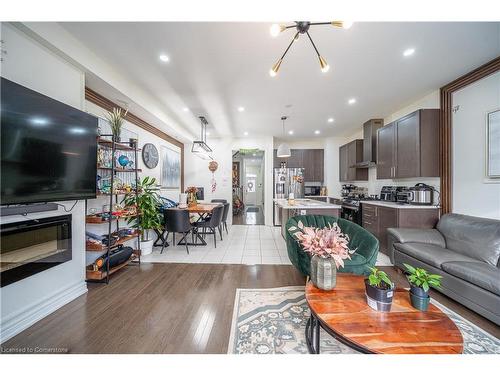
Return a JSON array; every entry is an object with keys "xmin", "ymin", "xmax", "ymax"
[{"xmin": 142, "ymin": 143, "xmax": 159, "ymax": 169}]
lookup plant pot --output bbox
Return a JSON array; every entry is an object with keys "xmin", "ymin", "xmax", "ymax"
[
  {"xmin": 410, "ymin": 292, "xmax": 430, "ymax": 311},
  {"xmin": 410, "ymin": 284, "xmax": 429, "ymax": 298},
  {"xmin": 310, "ymin": 255, "xmax": 337, "ymax": 290},
  {"xmin": 364, "ymin": 279, "xmax": 394, "ymax": 312},
  {"xmin": 140, "ymin": 238, "xmax": 154, "ymax": 256}
]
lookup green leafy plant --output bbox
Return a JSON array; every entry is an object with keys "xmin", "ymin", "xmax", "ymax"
[
  {"xmin": 367, "ymin": 267, "xmax": 394, "ymax": 290},
  {"xmin": 122, "ymin": 176, "xmax": 162, "ymax": 241},
  {"xmin": 105, "ymin": 107, "xmax": 128, "ymax": 140},
  {"xmin": 404, "ymin": 263, "xmax": 442, "ymax": 292}
]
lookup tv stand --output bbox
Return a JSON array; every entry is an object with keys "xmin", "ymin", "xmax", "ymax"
[{"xmin": 1, "ymin": 203, "xmax": 58, "ymax": 217}]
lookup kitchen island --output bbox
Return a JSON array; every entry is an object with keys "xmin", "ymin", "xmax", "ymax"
[{"xmin": 274, "ymin": 199, "xmax": 341, "ymax": 238}]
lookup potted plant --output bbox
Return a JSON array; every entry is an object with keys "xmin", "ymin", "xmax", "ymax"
[
  {"xmin": 365, "ymin": 267, "xmax": 395, "ymax": 312},
  {"xmin": 403, "ymin": 263, "xmax": 442, "ymax": 311},
  {"xmin": 122, "ymin": 176, "xmax": 162, "ymax": 256},
  {"xmin": 105, "ymin": 107, "xmax": 128, "ymax": 142},
  {"xmin": 288, "ymin": 221, "xmax": 354, "ymax": 290}
]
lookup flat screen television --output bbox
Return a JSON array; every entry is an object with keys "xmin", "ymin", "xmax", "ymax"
[{"xmin": 1, "ymin": 77, "xmax": 98, "ymax": 205}]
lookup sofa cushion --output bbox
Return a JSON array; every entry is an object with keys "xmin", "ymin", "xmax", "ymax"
[
  {"xmin": 437, "ymin": 213, "xmax": 500, "ymax": 266},
  {"xmin": 393, "ymin": 242, "xmax": 479, "ymax": 269},
  {"xmin": 441, "ymin": 261, "xmax": 500, "ymax": 296}
]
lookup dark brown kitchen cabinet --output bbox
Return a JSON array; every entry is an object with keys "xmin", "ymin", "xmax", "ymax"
[
  {"xmin": 376, "ymin": 122, "xmax": 396, "ymax": 179},
  {"xmin": 273, "ymin": 149, "xmax": 324, "ymax": 182},
  {"xmin": 339, "ymin": 140, "xmax": 368, "ymax": 182},
  {"xmin": 361, "ymin": 203, "xmax": 440, "ymax": 258},
  {"xmin": 376, "ymin": 109, "xmax": 439, "ymax": 179}
]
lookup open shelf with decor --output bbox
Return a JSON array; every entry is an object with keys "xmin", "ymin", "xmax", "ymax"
[{"xmin": 85, "ymin": 131, "xmax": 142, "ymax": 284}]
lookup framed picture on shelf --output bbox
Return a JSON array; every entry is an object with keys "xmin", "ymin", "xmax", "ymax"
[
  {"xmin": 487, "ymin": 109, "xmax": 500, "ymax": 179},
  {"xmin": 161, "ymin": 146, "xmax": 181, "ymax": 189}
]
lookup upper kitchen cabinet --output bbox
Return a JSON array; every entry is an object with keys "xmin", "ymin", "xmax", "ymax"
[
  {"xmin": 339, "ymin": 139, "xmax": 368, "ymax": 182},
  {"xmin": 273, "ymin": 149, "xmax": 324, "ymax": 182},
  {"xmin": 377, "ymin": 109, "xmax": 439, "ymax": 179}
]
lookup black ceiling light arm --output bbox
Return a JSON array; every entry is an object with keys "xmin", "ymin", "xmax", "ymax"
[
  {"xmin": 279, "ymin": 32, "xmax": 300, "ymax": 61},
  {"xmin": 306, "ymin": 31, "xmax": 321, "ymax": 58}
]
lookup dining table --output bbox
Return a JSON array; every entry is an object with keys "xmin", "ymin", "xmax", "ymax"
[{"xmin": 154, "ymin": 202, "xmax": 223, "ymax": 248}]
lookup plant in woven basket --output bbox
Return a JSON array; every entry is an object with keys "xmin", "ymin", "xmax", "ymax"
[{"xmin": 105, "ymin": 107, "xmax": 128, "ymax": 141}]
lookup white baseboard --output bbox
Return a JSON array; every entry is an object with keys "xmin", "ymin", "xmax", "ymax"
[{"xmin": 0, "ymin": 281, "xmax": 87, "ymax": 343}]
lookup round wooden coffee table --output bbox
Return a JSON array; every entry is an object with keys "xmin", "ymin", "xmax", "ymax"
[{"xmin": 305, "ymin": 274, "xmax": 463, "ymax": 354}]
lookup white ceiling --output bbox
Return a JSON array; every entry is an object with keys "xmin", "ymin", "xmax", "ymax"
[{"xmin": 60, "ymin": 22, "xmax": 500, "ymax": 141}]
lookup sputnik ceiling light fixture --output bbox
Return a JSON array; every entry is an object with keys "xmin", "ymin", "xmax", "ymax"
[
  {"xmin": 269, "ymin": 21, "xmax": 353, "ymax": 77},
  {"xmin": 277, "ymin": 116, "xmax": 291, "ymax": 158}
]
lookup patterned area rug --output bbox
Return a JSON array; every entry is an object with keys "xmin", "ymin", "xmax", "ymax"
[{"xmin": 227, "ymin": 286, "xmax": 500, "ymax": 354}]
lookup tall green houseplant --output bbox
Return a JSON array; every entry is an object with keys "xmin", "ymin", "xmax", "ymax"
[{"xmin": 122, "ymin": 176, "xmax": 162, "ymax": 242}]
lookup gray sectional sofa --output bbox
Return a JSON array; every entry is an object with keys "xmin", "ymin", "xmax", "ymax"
[{"xmin": 388, "ymin": 213, "xmax": 500, "ymax": 325}]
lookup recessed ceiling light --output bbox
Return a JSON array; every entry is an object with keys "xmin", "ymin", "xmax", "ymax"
[
  {"xmin": 348, "ymin": 98, "xmax": 356, "ymax": 105},
  {"xmin": 206, "ymin": 132, "xmax": 210, "ymax": 136},
  {"xmin": 288, "ymin": 130, "xmax": 294, "ymax": 135},
  {"xmin": 182, "ymin": 107, "xmax": 189, "ymax": 112},
  {"xmin": 159, "ymin": 54, "xmax": 170, "ymax": 62},
  {"xmin": 244, "ymin": 131, "xmax": 249, "ymax": 136},
  {"xmin": 327, "ymin": 117, "xmax": 334, "ymax": 123},
  {"xmin": 403, "ymin": 48, "xmax": 415, "ymax": 57},
  {"xmin": 314, "ymin": 130, "xmax": 320, "ymax": 135},
  {"xmin": 238, "ymin": 106, "xmax": 245, "ymax": 112}
]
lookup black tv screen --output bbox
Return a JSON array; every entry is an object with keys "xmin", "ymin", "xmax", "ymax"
[{"xmin": 1, "ymin": 77, "xmax": 98, "ymax": 205}]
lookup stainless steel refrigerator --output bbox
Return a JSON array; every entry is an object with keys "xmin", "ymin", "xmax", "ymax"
[{"xmin": 273, "ymin": 167, "xmax": 305, "ymax": 225}]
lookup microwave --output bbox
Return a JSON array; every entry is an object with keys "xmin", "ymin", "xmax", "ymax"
[{"xmin": 305, "ymin": 186, "xmax": 321, "ymax": 196}]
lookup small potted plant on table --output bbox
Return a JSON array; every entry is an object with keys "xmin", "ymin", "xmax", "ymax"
[
  {"xmin": 404, "ymin": 263, "xmax": 442, "ymax": 311},
  {"xmin": 289, "ymin": 221, "xmax": 354, "ymax": 290},
  {"xmin": 365, "ymin": 267, "xmax": 395, "ymax": 312},
  {"xmin": 122, "ymin": 176, "xmax": 162, "ymax": 256}
]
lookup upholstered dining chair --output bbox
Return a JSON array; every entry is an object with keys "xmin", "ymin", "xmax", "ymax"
[
  {"xmin": 285, "ymin": 215, "xmax": 379, "ymax": 277},
  {"xmin": 162, "ymin": 208, "xmax": 194, "ymax": 254},
  {"xmin": 194, "ymin": 205, "xmax": 224, "ymax": 248}
]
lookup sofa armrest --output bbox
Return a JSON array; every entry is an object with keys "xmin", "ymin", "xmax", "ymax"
[{"xmin": 387, "ymin": 228, "xmax": 446, "ymax": 247}]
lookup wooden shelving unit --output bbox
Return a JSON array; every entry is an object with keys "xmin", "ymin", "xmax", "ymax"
[{"xmin": 85, "ymin": 134, "xmax": 141, "ymax": 284}]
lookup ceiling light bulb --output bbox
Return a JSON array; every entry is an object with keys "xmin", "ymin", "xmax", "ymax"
[
  {"xmin": 270, "ymin": 24, "xmax": 285, "ymax": 37},
  {"xmin": 328, "ymin": 118, "xmax": 334, "ymax": 123},
  {"xmin": 288, "ymin": 130, "xmax": 294, "ymax": 135},
  {"xmin": 206, "ymin": 132, "xmax": 210, "ymax": 136},
  {"xmin": 319, "ymin": 56, "xmax": 330, "ymax": 73},
  {"xmin": 348, "ymin": 98, "xmax": 356, "ymax": 105},
  {"xmin": 342, "ymin": 21, "xmax": 354, "ymax": 29},
  {"xmin": 314, "ymin": 130, "xmax": 320, "ymax": 135},
  {"xmin": 270, "ymin": 58, "xmax": 282, "ymax": 77},
  {"xmin": 244, "ymin": 131, "xmax": 249, "ymax": 136},
  {"xmin": 182, "ymin": 107, "xmax": 189, "ymax": 112},
  {"xmin": 238, "ymin": 106, "xmax": 245, "ymax": 112},
  {"xmin": 159, "ymin": 54, "xmax": 169, "ymax": 62},
  {"xmin": 403, "ymin": 48, "xmax": 415, "ymax": 57}
]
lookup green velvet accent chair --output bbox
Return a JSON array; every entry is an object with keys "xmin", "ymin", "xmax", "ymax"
[{"xmin": 285, "ymin": 215, "xmax": 379, "ymax": 277}]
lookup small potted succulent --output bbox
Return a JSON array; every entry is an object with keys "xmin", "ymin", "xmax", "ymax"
[
  {"xmin": 404, "ymin": 263, "xmax": 442, "ymax": 311},
  {"xmin": 289, "ymin": 221, "xmax": 354, "ymax": 290},
  {"xmin": 365, "ymin": 267, "xmax": 395, "ymax": 312}
]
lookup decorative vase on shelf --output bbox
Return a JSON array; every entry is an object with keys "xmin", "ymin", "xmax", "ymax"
[{"xmin": 310, "ymin": 255, "xmax": 337, "ymax": 290}]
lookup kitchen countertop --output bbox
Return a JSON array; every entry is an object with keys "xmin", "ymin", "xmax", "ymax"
[
  {"xmin": 274, "ymin": 198, "xmax": 342, "ymax": 210},
  {"xmin": 304, "ymin": 195, "xmax": 342, "ymax": 200},
  {"xmin": 361, "ymin": 201, "xmax": 440, "ymax": 209}
]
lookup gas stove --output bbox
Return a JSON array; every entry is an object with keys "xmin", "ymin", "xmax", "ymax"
[
  {"xmin": 341, "ymin": 194, "xmax": 379, "ymax": 224},
  {"xmin": 342, "ymin": 194, "xmax": 379, "ymax": 208}
]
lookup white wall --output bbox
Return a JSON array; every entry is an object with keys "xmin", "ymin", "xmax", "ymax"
[
  {"xmin": 184, "ymin": 136, "xmax": 274, "ymax": 225},
  {"xmin": 452, "ymin": 71, "xmax": 500, "ymax": 219},
  {"xmin": 0, "ymin": 23, "xmax": 88, "ymax": 342}
]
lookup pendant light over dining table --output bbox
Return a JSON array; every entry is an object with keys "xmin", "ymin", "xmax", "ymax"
[
  {"xmin": 277, "ymin": 116, "xmax": 291, "ymax": 158},
  {"xmin": 191, "ymin": 116, "xmax": 213, "ymax": 160}
]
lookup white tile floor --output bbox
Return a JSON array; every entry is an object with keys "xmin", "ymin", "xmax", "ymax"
[{"xmin": 141, "ymin": 225, "xmax": 393, "ymax": 267}]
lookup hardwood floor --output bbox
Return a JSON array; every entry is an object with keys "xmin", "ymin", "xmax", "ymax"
[{"xmin": 2, "ymin": 263, "xmax": 498, "ymax": 354}]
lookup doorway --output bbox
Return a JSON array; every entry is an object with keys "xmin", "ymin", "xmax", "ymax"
[{"xmin": 232, "ymin": 149, "xmax": 265, "ymax": 225}]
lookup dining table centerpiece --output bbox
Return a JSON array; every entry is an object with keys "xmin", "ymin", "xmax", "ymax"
[
  {"xmin": 289, "ymin": 221, "xmax": 354, "ymax": 290},
  {"xmin": 185, "ymin": 186, "xmax": 198, "ymax": 207}
]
